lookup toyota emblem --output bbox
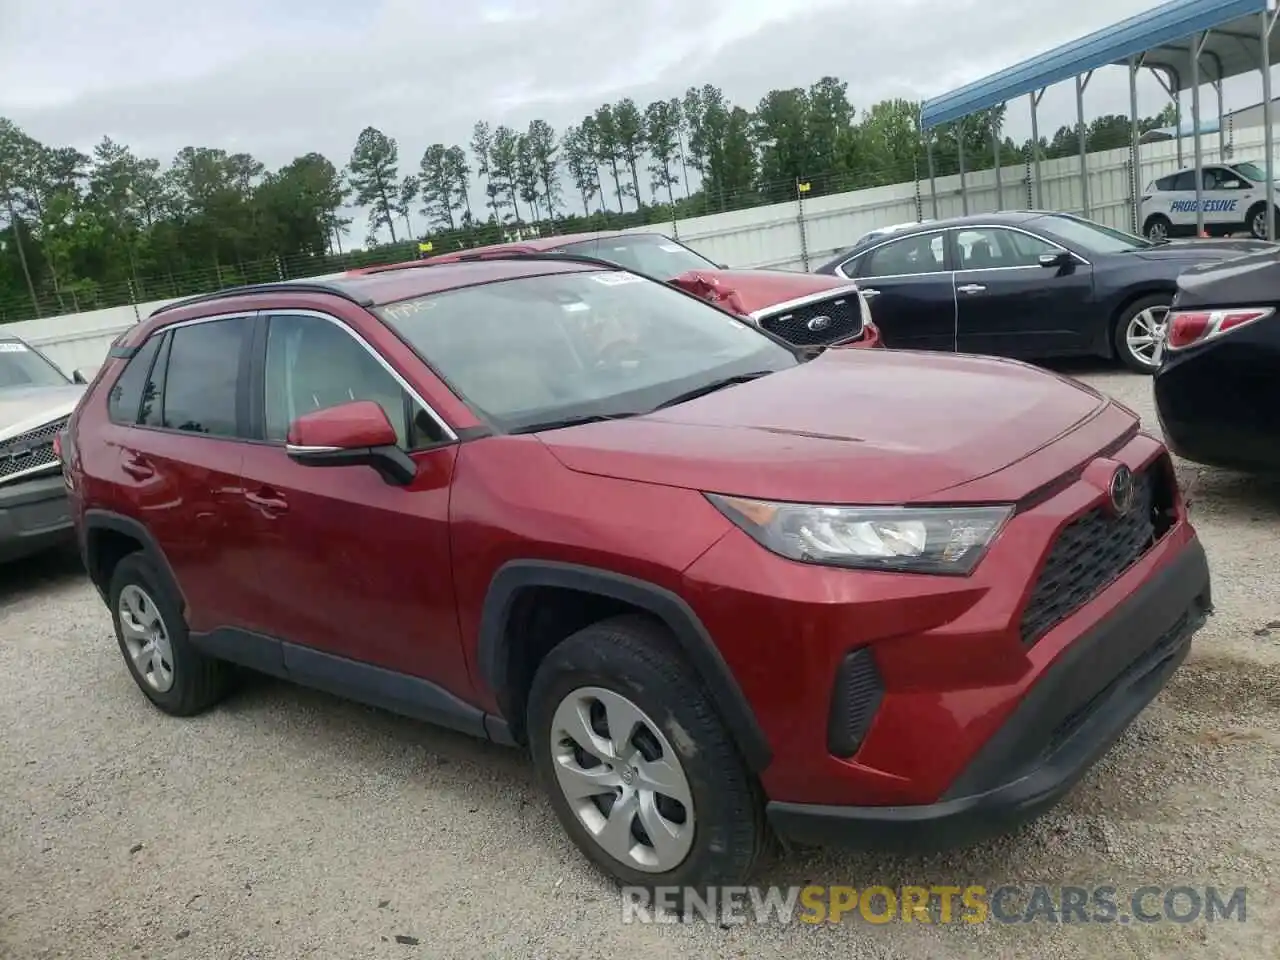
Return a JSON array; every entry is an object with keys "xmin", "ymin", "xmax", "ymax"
[
  {"xmin": 1108, "ymin": 465, "xmax": 1135, "ymax": 516},
  {"xmin": 806, "ymin": 315, "xmax": 832, "ymax": 333}
]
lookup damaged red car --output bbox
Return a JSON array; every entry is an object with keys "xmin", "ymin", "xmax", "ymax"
[{"xmin": 394, "ymin": 230, "xmax": 882, "ymax": 351}]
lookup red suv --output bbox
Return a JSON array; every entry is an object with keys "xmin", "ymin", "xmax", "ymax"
[{"xmin": 63, "ymin": 254, "xmax": 1212, "ymax": 890}]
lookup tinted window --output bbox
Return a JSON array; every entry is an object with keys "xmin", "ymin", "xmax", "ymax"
[
  {"xmin": 140, "ymin": 334, "xmax": 170, "ymax": 427},
  {"xmin": 859, "ymin": 233, "xmax": 945, "ymax": 277},
  {"xmin": 263, "ymin": 312, "xmax": 446, "ymax": 449},
  {"xmin": 159, "ymin": 316, "xmax": 249, "ymax": 436},
  {"xmin": 953, "ymin": 227, "xmax": 1057, "ymax": 269},
  {"xmin": 374, "ymin": 270, "xmax": 796, "ymax": 433},
  {"xmin": 107, "ymin": 335, "xmax": 162, "ymax": 424},
  {"xmin": 1154, "ymin": 175, "xmax": 1177, "ymax": 191},
  {"xmin": 0, "ymin": 340, "xmax": 68, "ymax": 390},
  {"xmin": 1171, "ymin": 171, "xmax": 1196, "ymax": 191}
]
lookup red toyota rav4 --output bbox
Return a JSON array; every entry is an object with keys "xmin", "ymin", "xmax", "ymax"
[{"xmin": 62, "ymin": 254, "xmax": 1211, "ymax": 890}]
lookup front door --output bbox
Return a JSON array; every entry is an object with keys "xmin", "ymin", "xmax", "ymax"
[
  {"xmin": 846, "ymin": 230, "xmax": 956, "ymax": 351},
  {"xmin": 951, "ymin": 226, "xmax": 1095, "ymax": 359},
  {"xmin": 234, "ymin": 310, "xmax": 473, "ymax": 702}
]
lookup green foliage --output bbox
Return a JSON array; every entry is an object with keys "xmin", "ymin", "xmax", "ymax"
[{"xmin": 0, "ymin": 73, "xmax": 1181, "ymax": 324}]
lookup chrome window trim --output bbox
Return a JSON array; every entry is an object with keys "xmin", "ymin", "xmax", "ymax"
[
  {"xmin": 748, "ymin": 283, "xmax": 866, "ymax": 322},
  {"xmin": 284, "ymin": 443, "xmax": 341, "ymax": 454},
  {"xmin": 262, "ymin": 308, "xmax": 459, "ymax": 445}
]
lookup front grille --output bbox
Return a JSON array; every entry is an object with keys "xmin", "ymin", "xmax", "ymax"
[
  {"xmin": 827, "ymin": 647, "xmax": 884, "ymax": 758},
  {"xmin": 758, "ymin": 294, "xmax": 864, "ymax": 346},
  {"xmin": 1019, "ymin": 461, "xmax": 1176, "ymax": 646},
  {"xmin": 0, "ymin": 417, "xmax": 67, "ymax": 485}
]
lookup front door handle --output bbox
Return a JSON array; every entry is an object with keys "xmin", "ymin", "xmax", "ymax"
[
  {"xmin": 860, "ymin": 288, "xmax": 881, "ymax": 299},
  {"xmin": 245, "ymin": 489, "xmax": 289, "ymax": 516},
  {"xmin": 957, "ymin": 284, "xmax": 986, "ymax": 294}
]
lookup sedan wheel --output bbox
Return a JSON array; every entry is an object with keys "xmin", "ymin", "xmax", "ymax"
[
  {"xmin": 549, "ymin": 685, "xmax": 696, "ymax": 873},
  {"xmin": 1120, "ymin": 301, "xmax": 1170, "ymax": 373}
]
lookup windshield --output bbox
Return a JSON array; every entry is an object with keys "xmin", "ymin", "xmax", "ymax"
[
  {"xmin": 1234, "ymin": 161, "xmax": 1267, "ymax": 182},
  {"xmin": 1033, "ymin": 214, "xmax": 1153, "ymax": 253},
  {"xmin": 375, "ymin": 270, "xmax": 796, "ymax": 433},
  {"xmin": 554, "ymin": 234, "xmax": 718, "ymax": 279},
  {"xmin": 0, "ymin": 340, "xmax": 69, "ymax": 390}
]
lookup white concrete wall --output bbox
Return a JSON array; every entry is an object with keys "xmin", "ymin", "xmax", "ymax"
[{"xmin": 12, "ymin": 123, "xmax": 1280, "ymax": 372}]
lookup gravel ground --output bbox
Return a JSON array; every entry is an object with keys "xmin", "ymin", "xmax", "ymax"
[{"xmin": 3, "ymin": 365, "xmax": 1279, "ymax": 960}]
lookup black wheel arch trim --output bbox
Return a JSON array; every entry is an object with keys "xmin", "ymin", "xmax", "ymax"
[
  {"xmin": 477, "ymin": 559, "xmax": 773, "ymax": 772},
  {"xmin": 81, "ymin": 509, "xmax": 184, "ymax": 609}
]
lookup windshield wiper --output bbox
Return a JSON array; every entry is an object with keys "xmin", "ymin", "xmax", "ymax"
[
  {"xmin": 652, "ymin": 371, "xmax": 774, "ymax": 411},
  {"xmin": 510, "ymin": 412, "xmax": 641, "ymax": 434}
]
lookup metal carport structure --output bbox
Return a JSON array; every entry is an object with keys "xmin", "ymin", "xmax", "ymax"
[{"xmin": 919, "ymin": 0, "xmax": 1280, "ymax": 239}]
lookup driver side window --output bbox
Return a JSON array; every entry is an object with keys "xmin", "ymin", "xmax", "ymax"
[{"xmin": 262, "ymin": 313, "xmax": 446, "ymax": 449}]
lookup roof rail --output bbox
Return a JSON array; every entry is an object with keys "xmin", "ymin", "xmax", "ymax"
[{"xmin": 147, "ymin": 281, "xmax": 373, "ymax": 317}]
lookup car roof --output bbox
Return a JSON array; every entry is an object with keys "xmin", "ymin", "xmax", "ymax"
[
  {"xmin": 420, "ymin": 229, "xmax": 654, "ymax": 263},
  {"xmin": 146, "ymin": 257, "xmax": 610, "ymax": 321}
]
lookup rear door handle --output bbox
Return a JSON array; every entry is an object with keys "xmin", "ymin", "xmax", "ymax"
[
  {"xmin": 245, "ymin": 488, "xmax": 289, "ymax": 515},
  {"xmin": 957, "ymin": 284, "xmax": 986, "ymax": 294},
  {"xmin": 860, "ymin": 288, "xmax": 881, "ymax": 299},
  {"xmin": 121, "ymin": 454, "xmax": 154, "ymax": 480}
]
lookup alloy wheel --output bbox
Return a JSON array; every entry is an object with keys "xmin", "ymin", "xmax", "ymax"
[
  {"xmin": 1147, "ymin": 221, "xmax": 1168, "ymax": 242},
  {"xmin": 1125, "ymin": 305, "xmax": 1170, "ymax": 369},
  {"xmin": 1253, "ymin": 210, "xmax": 1270, "ymax": 240},
  {"xmin": 548, "ymin": 686, "xmax": 695, "ymax": 873},
  {"xmin": 118, "ymin": 584, "xmax": 176, "ymax": 693}
]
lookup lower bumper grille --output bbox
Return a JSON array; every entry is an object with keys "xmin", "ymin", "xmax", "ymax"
[
  {"xmin": 827, "ymin": 647, "xmax": 884, "ymax": 758},
  {"xmin": 1019, "ymin": 458, "xmax": 1178, "ymax": 646},
  {"xmin": 758, "ymin": 294, "xmax": 864, "ymax": 346}
]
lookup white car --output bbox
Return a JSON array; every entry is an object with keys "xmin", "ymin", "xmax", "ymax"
[{"xmin": 1140, "ymin": 161, "xmax": 1276, "ymax": 241}]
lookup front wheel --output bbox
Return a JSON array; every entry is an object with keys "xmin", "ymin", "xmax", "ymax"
[
  {"xmin": 1114, "ymin": 295, "xmax": 1172, "ymax": 374},
  {"xmin": 526, "ymin": 615, "xmax": 765, "ymax": 891}
]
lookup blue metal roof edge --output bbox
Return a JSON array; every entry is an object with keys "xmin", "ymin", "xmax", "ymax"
[{"xmin": 920, "ymin": 0, "xmax": 1268, "ymax": 129}]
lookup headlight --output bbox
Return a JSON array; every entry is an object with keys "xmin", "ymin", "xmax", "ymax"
[{"xmin": 705, "ymin": 494, "xmax": 1013, "ymax": 575}]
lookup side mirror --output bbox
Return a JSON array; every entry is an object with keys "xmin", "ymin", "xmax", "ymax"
[
  {"xmin": 1038, "ymin": 251, "xmax": 1073, "ymax": 268},
  {"xmin": 285, "ymin": 399, "xmax": 417, "ymax": 486}
]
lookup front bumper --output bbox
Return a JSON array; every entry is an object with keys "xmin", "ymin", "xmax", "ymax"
[
  {"xmin": 766, "ymin": 533, "xmax": 1211, "ymax": 850},
  {"xmin": 0, "ymin": 471, "xmax": 75, "ymax": 563}
]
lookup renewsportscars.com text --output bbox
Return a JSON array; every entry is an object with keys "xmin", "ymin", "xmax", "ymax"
[{"xmin": 620, "ymin": 884, "xmax": 1248, "ymax": 925}]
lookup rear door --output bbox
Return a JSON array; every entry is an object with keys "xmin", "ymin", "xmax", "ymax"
[
  {"xmin": 1163, "ymin": 170, "xmax": 1199, "ymax": 233},
  {"xmin": 234, "ymin": 309, "xmax": 474, "ymax": 702},
  {"xmin": 104, "ymin": 313, "xmax": 261, "ymax": 635},
  {"xmin": 842, "ymin": 230, "xmax": 956, "ymax": 351},
  {"xmin": 951, "ymin": 225, "xmax": 1095, "ymax": 359}
]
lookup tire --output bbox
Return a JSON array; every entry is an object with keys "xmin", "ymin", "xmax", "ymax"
[
  {"xmin": 1113, "ymin": 294, "xmax": 1172, "ymax": 374},
  {"xmin": 1143, "ymin": 215, "xmax": 1171, "ymax": 243},
  {"xmin": 108, "ymin": 552, "xmax": 234, "ymax": 716},
  {"xmin": 1247, "ymin": 203, "xmax": 1276, "ymax": 240},
  {"xmin": 526, "ymin": 614, "xmax": 765, "ymax": 891}
]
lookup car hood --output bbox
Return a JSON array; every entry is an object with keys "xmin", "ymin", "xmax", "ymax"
[
  {"xmin": 667, "ymin": 268, "xmax": 856, "ymax": 316},
  {"xmin": 538, "ymin": 349, "xmax": 1127, "ymax": 505},
  {"xmin": 0, "ymin": 385, "xmax": 84, "ymax": 442},
  {"xmin": 1129, "ymin": 238, "xmax": 1275, "ymax": 262}
]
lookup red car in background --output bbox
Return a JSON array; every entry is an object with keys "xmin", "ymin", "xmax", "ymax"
[{"xmin": 353, "ymin": 230, "xmax": 882, "ymax": 351}]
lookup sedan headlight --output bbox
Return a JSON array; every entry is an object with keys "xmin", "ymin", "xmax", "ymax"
[{"xmin": 705, "ymin": 494, "xmax": 1013, "ymax": 575}]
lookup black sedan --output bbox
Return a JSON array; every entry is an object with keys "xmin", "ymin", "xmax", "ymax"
[
  {"xmin": 1153, "ymin": 247, "xmax": 1280, "ymax": 473},
  {"xmin": 814, "ymin": 212, "xmax": 1273, "ymax": 372}
]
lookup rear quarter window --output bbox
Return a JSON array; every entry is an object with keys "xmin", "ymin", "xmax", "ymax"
[{"xmin": 107, "ymin": 335, "xmax": 163, "ymax": 425}]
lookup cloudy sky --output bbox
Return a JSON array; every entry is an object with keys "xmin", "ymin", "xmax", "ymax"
[{"xmin": 1, "ymin": 0, "xmax": 1274, "ymax": 231}]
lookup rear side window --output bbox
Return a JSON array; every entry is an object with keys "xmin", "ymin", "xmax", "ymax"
[
  {"xmin": 1170, "ymin": 171, "xmax": 1196, "ymax": 191},
  {"xmin": 107, "ymin": 335, "xmax": 162, "ymax": 424},
  {"xmin": 1154, "ymin": 175, "xmax": 1176, "ymax": 191},
  {"xmin": 157, "ymin": 316, "xmax": 251, "ymax": 436}
]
